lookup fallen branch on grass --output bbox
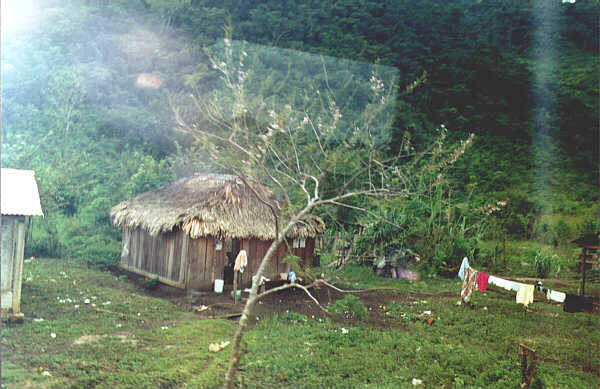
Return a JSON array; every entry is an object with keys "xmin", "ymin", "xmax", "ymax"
[
  {"xmin": 319, "ymin": 280, "xmax": 451, "ymax": 297},
  {"xmin": 257, "ymin": 281, "xmax": 330, "ymax": 314},
  {"xmin": 211, "ymin": 313, "xmax": 244, "ymax": 319}
]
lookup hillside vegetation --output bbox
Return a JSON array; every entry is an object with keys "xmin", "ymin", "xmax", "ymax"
[{"xmin": 1, "ymin": 0, "xmax": 598, "ymax": 266}]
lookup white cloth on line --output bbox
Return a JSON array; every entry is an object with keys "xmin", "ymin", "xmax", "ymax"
[
  {"xmin": 234, "ymin": 250, "xmax": 248, "ymax": 273},
  {"xmin": 458, "ymin": 257, "xmax": 470, "ymax": 280},
  {"xmin": 516, "ymin": 283, "xmax": 534, "ymax": 306},
  {"xmin": 547, "ymin": 289, "xmax": 566, "ymax": 303},
  {"xmin": 488, "ymin": 275, "xmax": 513, "ymax": 291}
]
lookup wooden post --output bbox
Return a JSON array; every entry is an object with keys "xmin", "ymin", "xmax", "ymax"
[
  {"xmin": 581, "ymin": 248, "xmax": 587, "ymax": 296},
  {"xmin": 519, "ymin": 344, "xmax": 537, "ymax": 389},
  {"xmin": 233, "ymin": 270, "xmax": 238, "ymax": 305},
  {"xmin": 12, "ymin": 219, "xmax": 26, "ymax": 318}
]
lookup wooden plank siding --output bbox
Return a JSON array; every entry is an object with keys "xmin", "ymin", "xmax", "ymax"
[
  {"xmin": 214, "ymin": 240, "xmax": 225, "ymax": 282},
  {"xmin": 172, "ymin": 231, "xmax": 182, "ymax": 283},
  {"xmin": 118, "ymin": 228, "xmax": 318, "ymax": 290},
  {"xmin": 206, "ymin": 238, "xmax": 215, "ymax": 284},
  {"xmin": 187, "ymin": 237, "xmax": 207, "ymax": 289},
  {"xmin": 305, "ymin": 238, "xmax": 316, "ymax": 266}
]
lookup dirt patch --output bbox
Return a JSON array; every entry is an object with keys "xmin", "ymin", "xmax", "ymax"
[
  {"xmin": 188, "ymin": 284, "xmax": 453, "ymax": 328},
  {"xmin": 73, "ymin": 332, "xmax": 137, "ymax": 345},
  {"xmin": 109, "ymin": 265, "xmax": 457, "ymax": 327}
]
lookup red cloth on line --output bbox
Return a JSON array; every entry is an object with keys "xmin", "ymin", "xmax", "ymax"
[{"xmin": 477, "ymin": 272, "xmax": 490, "ymax": 292}]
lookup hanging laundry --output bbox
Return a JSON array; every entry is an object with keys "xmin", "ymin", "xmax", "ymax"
[
  {"xmin": 488, "ymin": 275, "xmax": 515, "ymax": 291},
  {"xmin": 535, "ymin": 283, "xmax": 546, "ymax": 292},
  {"xmin": 458, "ymin": 257, "xmax": 470, "ymax": 281},
  {"xmin": 461, "ymin": 268, "xmax": 478, "ymax": 303},
  {"xmin": 476, "ymin": 272, "xmax": 490, "ymax": 292},
  {"xmin": 546, "ymin": 289, "xmax": 566, "ymax": 303},
  {"xmin": 234, "ymin": 250, "xmax": 248, "ymax": 273},
  {"xmin": 516, "ymin": 284, "xmax": 534, "ymax": 306},
  {"xmin": 288, "ymin": 271, "xmax": 297, "ymax": 284},
  {"xmin": 563, "ymin": 294, "xmax": 593, "ymax": 313}
]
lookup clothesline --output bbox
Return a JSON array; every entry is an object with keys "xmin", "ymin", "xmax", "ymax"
[{"xmin": 458, "ymin": 257, "xmax": 594, "ymax": 313}]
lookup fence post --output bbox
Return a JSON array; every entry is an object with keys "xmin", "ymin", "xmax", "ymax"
[{"xmin": 519, "ymin": 344, "xmax": 537, "ymax": 388}]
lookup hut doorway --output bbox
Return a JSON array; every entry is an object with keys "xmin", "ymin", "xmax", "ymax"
[{"xmin": 223, "ymin": 238, "xmax": 241, "ymax": 285}]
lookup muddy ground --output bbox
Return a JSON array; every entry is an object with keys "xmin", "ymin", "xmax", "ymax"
[{"xmin": 113, "ymin": 266, "xmax": 454, "ymax": 328}]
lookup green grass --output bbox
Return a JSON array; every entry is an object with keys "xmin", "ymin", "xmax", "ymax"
[
  {"xmin": 2, "ymin": 254, "xmax": 599, "ymax": 388},
  {"xmin": 2, "ymin": 258, "xmax": 235, "ymax": 389}
]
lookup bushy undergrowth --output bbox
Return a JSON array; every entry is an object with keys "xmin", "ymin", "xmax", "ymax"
[
  {"xmin": 534, "ymin": 250, "xmax": 558, "ymax": 279},
  {"xmin": 327, "ymin": 295, "xmax": 368, "ymax": 321}
]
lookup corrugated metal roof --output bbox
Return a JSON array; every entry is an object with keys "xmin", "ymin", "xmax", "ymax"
[{"xmin": 1, "ymin": 168, "xmax": 44, "ymax": 216}]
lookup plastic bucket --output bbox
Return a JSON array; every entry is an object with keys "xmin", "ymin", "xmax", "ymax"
[{"xmin": 214, "ymin": 279, "xmax": 224, "ymax": 293}]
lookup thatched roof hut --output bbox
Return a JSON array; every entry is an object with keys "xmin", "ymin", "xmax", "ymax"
[
  {"xmin": 111, "ymin": 173, "xmax": 324, "ymax": 240},
  {"xmin": 111, "ymin": 173, "xmax": 325, "ymax": 290}
]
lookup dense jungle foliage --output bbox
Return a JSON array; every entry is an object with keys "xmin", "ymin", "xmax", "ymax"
[{"xmin": 1, "ymin": 0, "xmax": 598, "ymax": 271}]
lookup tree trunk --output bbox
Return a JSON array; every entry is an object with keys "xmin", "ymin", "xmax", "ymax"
[{"xmin": 223, "ymin": 206, "xmax": 313, "ymax": 389}]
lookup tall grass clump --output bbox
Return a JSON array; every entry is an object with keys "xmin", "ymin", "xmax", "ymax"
[{"xmin": 534, "ymin": 250, "xmax": 557, "ymax": 278}]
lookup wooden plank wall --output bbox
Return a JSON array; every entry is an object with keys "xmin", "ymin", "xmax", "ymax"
[
  {"xmin": 185, "ymin": 236, "xmax": 226, "ymax": 290},
  {"xmin": 305, "ymin": 238, "xmax": 316, "ymax": 266},
  {"xmin": 120, "ymin": 228, "xmax": 318, "ymax": 290},
  {"xmin": 235, "ymin": 238, "xmax": 318, "ymax": 287},
  {"xmin": 1, "ymin": 217, "xmax": 16, "ymax": 313},
  {"xmin": 120, "ymin": 228, "xmax": 187, "ymax": 288},
  {"xmin": 1, "ymin": 216, "xmax": 26, "ymax": 317}
]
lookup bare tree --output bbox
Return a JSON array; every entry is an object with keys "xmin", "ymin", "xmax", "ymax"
[{"xmin": 173, "ymin": 31, "xmax": 472, "ymax": 388}]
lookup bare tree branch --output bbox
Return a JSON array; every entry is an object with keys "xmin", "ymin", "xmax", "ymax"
[{"xmin": 256, "ymin": 281, "xmax": 329, "ymax": 314}]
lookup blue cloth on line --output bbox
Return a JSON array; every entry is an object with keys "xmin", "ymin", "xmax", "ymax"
[{"xmin": 458, "ymin": 257, "xmax": 470, "ymax": 281}]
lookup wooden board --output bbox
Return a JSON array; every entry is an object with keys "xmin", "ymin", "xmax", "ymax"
[
  {"xmin": 150, "ymin": 232, "xmax": 158, "ymax": 275},
  {"xmin": 214, "ymin": 239, "xmax": 225, "ymax": 282},
  {"xmin": 180, "ymin": 233, "xmax": 189, "ymax": 284},
  {"xmin": 241, "ymin": 239, "xmax": 251, "ymax": 286},
  {"xmin": 12, "ymin": 219, "xmax": 26, "ymax": 314},
  {"xmin": 119, "ymin": 263, "xmax": 185, "ymax": 289},
  {"xmin": 166, "ymin": 233, "xmax": 175, "ymax": 280},
  {"xmin": 1, "ymin": 217, "xmax": 16, "ymax": 312},
  {"xmin": 133, "ymin": 229, "xmax": 139, "ymax": 270},
  {"xmin": 205, "ymin": 237, "xmax": 215, "ymax": 283},
  {"xmin": 306, "ymin": 238, "xmax": 315, "ymax": 266},
  {"xmin": 187, "ymin": 237, "xmax": 208, "ymax": 289},
  {"xmin": 261, "ymin": 240, "xmax": 276, "ymax": 279},
  {"xmin": 141, "ymin": 230, "xmax": 150, "ymax": 273}
]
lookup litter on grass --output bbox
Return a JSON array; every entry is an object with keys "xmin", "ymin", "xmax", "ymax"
[{"xmin": 209, "ymin": 341, "xmax": 231, "ymax": 353}]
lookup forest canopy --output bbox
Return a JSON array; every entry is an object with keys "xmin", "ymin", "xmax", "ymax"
[{"xmin": 1, "ymin": 0, "xmax": 597, "ymax": 266}]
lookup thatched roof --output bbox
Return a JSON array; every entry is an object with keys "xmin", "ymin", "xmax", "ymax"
[{"xmin": 110, "ymin": 173, "xmax": 325, "ymax": 240}]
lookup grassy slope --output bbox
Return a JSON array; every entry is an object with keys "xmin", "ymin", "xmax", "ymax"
[{"xmin": 2, "ymin": 256, "xmax": 598, "ymax": 388}]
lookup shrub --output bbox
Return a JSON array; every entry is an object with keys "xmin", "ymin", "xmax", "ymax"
[
  {"xmin": 553, "ymin": 219, "xmax": 572, "ymax": 244},
  {"xmin": 327, "ymin": 295, "xmax": 368, "ymax": 321},
  {"xmin": 578, "ymin": 217, "xmax": 599, "ymax": 236},
  {"xmin": 279, "ymin": 312, "xmax": 308, "ymax": 324},
  {"xmin": 533, "ymin": 220, "xmax": 553, "ymax": 245},
  {"xmin": 533, "ymin": 250, "xmax": 556, "ymax": 279},
  {"xmin": 143, "ymin": 276, "xmax": 160, "ymax": 290}
]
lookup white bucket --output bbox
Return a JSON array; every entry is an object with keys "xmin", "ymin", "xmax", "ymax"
[{"xmin": 214, "ymin": 279, "xmax": 224, "ymax": 293}]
